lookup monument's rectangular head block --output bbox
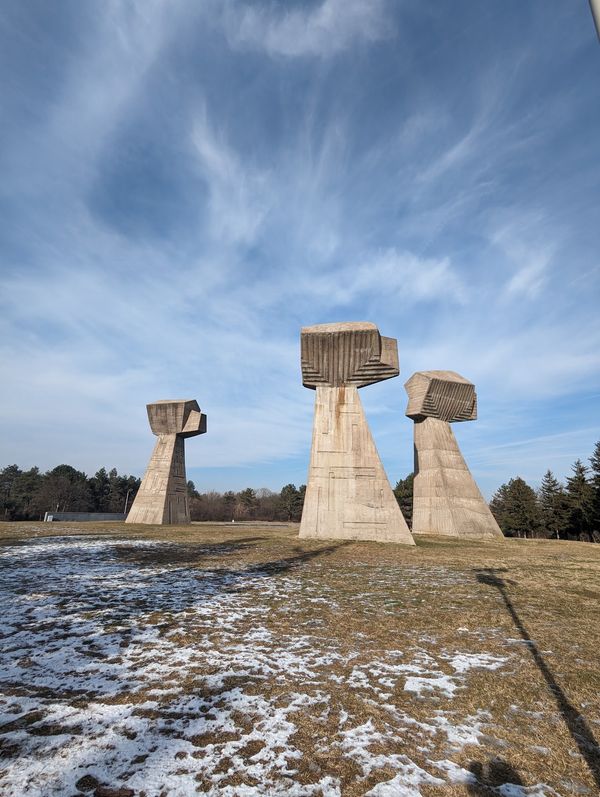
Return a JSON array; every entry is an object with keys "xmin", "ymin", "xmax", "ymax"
[
  {"xmin": 301, "ymin": 321, "xmax": 399, "ymax": 389},
  {"xmin": 404, "ymin": 370, "xmax": 477, "ymax": 423},
  {"xmin": 147, "ymin": 399, "xmax": 207, "ymax": 438}
]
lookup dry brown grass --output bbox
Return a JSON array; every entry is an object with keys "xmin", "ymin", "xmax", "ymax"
[{"xmin": 1, "ymin": 521, "xmax": 599, "ymax": 796}]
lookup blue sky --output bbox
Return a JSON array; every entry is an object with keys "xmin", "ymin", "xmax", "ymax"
[{"xmin": 1, "ymin": 0, "xmax": 599, "ymax": 497}]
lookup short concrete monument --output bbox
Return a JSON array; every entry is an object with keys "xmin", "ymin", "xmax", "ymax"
[
  {"xmin": 405, "ymin": 371, "xmax": 502, "ymax": 539},
  {"xmin": 126, "ymin": 399, "xmax": 206, "ymax": 525},
  {"xmin": 299, "ymin": 322, "xmax": 414, "ymax": 544}
]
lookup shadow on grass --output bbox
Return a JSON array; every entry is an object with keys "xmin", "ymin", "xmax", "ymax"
[
  {"xmin": 239, "ymin": 542, "xmax": 351, "ymax": 576},
  {"xmin": 111, "ymin": 536, "xmax": 270, "ymax": 567},
  {"xmin": 109, "ymin": 536, "xmax": 350, "ymax": 580},
  {"xmin": 0, "ymin": 535, "xmax": 352, "ymax": 627},
  {"xmin": 466, "ymin": 758, "xmax": 523, "ymax": 795},
  {"xmin": 475, "ymin": 567, "xmax": 600, "ymax": 790}
]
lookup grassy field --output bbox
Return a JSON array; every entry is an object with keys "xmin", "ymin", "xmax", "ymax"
[{"xmin": 0, "ymin": 522, "xmax": 599, "ymax": 797}]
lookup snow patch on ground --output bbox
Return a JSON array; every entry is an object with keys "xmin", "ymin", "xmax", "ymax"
[
  {"xmin": 404, "ymin": 674, "xmax": 458, "ymax": 698},
  {"xmin": 0, "ymin": 536, "xmax": 514, "ymax": 796},
  {"xmin": 448, "ymin": 652, "xmax": 508, "ymax": 674},
  {"xmin": 340, "ymin": 719, "xmax": 444, "ymax": 795}
]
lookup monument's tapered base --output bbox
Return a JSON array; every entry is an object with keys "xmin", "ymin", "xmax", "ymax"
[
  {"xmin": 126, "ymin": 435, "xmax": 190, "ymax": 525},
  {"xmin": 412, "ymin": 417, "xmax": 502, "ymax": 539},
  {"xmin": 299, "ymin": 386, "xmax": 414, "ymax": 544}
]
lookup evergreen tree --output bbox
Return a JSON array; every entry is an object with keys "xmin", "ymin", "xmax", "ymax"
[
  {"xmin": 490, "ymin": 477, "xmax": 542, "ymax": 538},
  {"xmin": 12, "ymin": 467, "xmax": 43, "ymax": 519},
  {"xmin": 0, "ymin": 464, "xmax": 21, "ymax": 497},
  {"xmin": 0, "ymin": 465, "xmax": 22, "ymax": 519},
  {"xmin": 489, "ymin": 482, "xmax": 509, "ymax": 531},
  {"xmin": 589, "ymin": 441, "xmax": 600, "ymax": 542},
  {"xmin": 237, "ymin": 487, "xmax": 257, "ymax": 518},
  {"xmin": 106, "ymin": 468, "xmax": 123, "ymax": 513},
  {"xmin": 90, "ymin": 468, "xmax": 111, "ymax": 512},
  {"xmin": 394, "ymin": 473, "xmax": 414, "ymax": 528},
  {"xmin": 278, "ymin": 484, "xmax": 302, "ymax": 521},
  {"xmin": 565, "ymin": 459, "xmax": 594, "ymax": 541},
  {"xmin": 538, "ymin": 470, "xmax": 569, "ymax": 540}
]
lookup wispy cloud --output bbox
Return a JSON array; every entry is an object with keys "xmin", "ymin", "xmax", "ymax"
[
  {"xmin": 0, "ymin": 1, "xmax": 598, "ymax": 495},
  {"xmin": 223, "ymin": 0, "xmax": 392, "ymax": 58},
  {"xmin": 405, "ymin": 315, "xmax": 600, "ymax": 401},
  {"xmin": 191, "ymin": 106, "xmax": 272, "ymax": 246},
  {"xmin": 305, "ymin": 249, "xmax": 468, "ymax": 307},
  {"xmin": 505, "ymin": 254, "xmax": 552, "ymax": 297},
  {"xmin": 489, "ymin": 214, "xmax": 556, "ymax": 298}
]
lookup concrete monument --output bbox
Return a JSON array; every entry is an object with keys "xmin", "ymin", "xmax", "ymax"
[
  {"xmin": 299, "ymin": 322, "xmax": 414, "ymax": 544},
  {"xmin": 405, "ymin": 371, "xmax": 502, "ymax": 539},
  {"xmin": 126, "ymin": 399, "xmax": 206, "ymax": 525}
]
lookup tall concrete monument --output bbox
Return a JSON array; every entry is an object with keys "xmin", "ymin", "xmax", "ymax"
[
  {"xmin": 405, "ymin": 371, "xmax": 502, "ymax": 540},
  {"xmin": 299, "ymin": 322, "xmax": 414, "ymax": 544},
  {"xmin": 126, "ymin": 399, "xmax": 206, "ymax": 525}
]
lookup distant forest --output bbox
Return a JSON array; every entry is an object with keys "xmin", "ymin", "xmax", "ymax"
[
  {"xmin": 395, "ymin": 440, "xmax": 600, "ymax": 543},
  {"xmin": 0, "ymin": 465, "xmax": 141, "ymax": 520},
  {"xmin": 0, "ymin": 464, "xmax": 307, "ymax": 524},
  {"xmin": 488, "ymin": 440, "xmax": 600, "ymax": 543},
  {"xmin": 1, "ymin": 440, "xmax": 599, "ymax": 542}
]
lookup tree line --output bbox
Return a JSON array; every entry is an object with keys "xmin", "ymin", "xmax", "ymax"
[
  {"xmin": 2, "ymin": 440, "xmax": 599, "ymax": 541},
  {"xmin": 392, "ymin": 441, "xmax": 600, "ymax": 543},
  {"xmin": 188, "ymin": 484, "xmax": 306, "ymax": 523},
  {"xmin": 0, "ymin": 464, "xmax": 306, "ymax": 523},
  {"xmin": 0, "ymin": 465, "xmax": 141, "ymax": 519},
  {"xmin": 489, "ymin": 442, "xmax": 600, "ymax": 542}
]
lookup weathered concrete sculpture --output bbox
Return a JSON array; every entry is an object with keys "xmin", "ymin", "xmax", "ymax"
[
  {"xmin": 126, "ymin": 399, "xmax": 206, "ymax": 525},
  {"xmin": 299, "ymin": 322, "xmax": 414, "ymax": 544},
  {"xmin": 405, "ymin": 371, "xmax": 502, "ymax": 539}
]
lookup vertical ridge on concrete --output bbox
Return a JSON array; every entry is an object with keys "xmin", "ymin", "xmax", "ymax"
[
  {"xmin": 300, "ymin": 386, "xmax": 414, "ymax": 543},
  {"xmin": 126, "ymin": 399, "xmax": 206, "ymax": 526},
  {"xmin": 405, "ymin": 371, "xmax": 502, "ymax": 540},
  {"xmin": 299, "ymin": 322, "xmax": 413, "ymax": 544},
  {"xmin": 300, "ymin": 322, "xmax": 399, "ymax": 388}
]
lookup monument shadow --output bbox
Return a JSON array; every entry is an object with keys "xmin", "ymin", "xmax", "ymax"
[{"xmin": 475, "ymin": 567, "xmax": 600, "ymax": 789}]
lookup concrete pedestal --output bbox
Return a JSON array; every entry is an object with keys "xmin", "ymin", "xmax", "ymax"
[
  {"xmin": 412, "ymin": 416, "xmax": 502, "ymax": 539},
  {"xmin": 126, "ymin": 435, "xmax": 190, "ymax": 525},
  {"xmin": 299, "ymin": 385, "xmax": 414, "ymax": 544}
]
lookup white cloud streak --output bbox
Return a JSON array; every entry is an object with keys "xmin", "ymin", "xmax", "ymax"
[
  {"xmin": 223, "ymin": 0, "xmax": 391, "ymax": 58},
  {"xmin": 0, "ymin": 0, "xmax": 598, "ymax": 496},
  {"xmin": 191, "ymin": 107, "xmax": 272, "ymax": 246},
  {"xmin": 303, "ymin": 249, "xmax": 468, "ymax": 307}
]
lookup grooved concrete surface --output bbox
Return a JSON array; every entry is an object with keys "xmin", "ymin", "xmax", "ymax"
[{"xmin": 301, "ymin": 321, "xmax": 399, "ymax": 388}]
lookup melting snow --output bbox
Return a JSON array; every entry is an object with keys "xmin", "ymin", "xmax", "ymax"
[{"xmin": 0, "ymin": 535, "xmax": 517, "ymax": 796}]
